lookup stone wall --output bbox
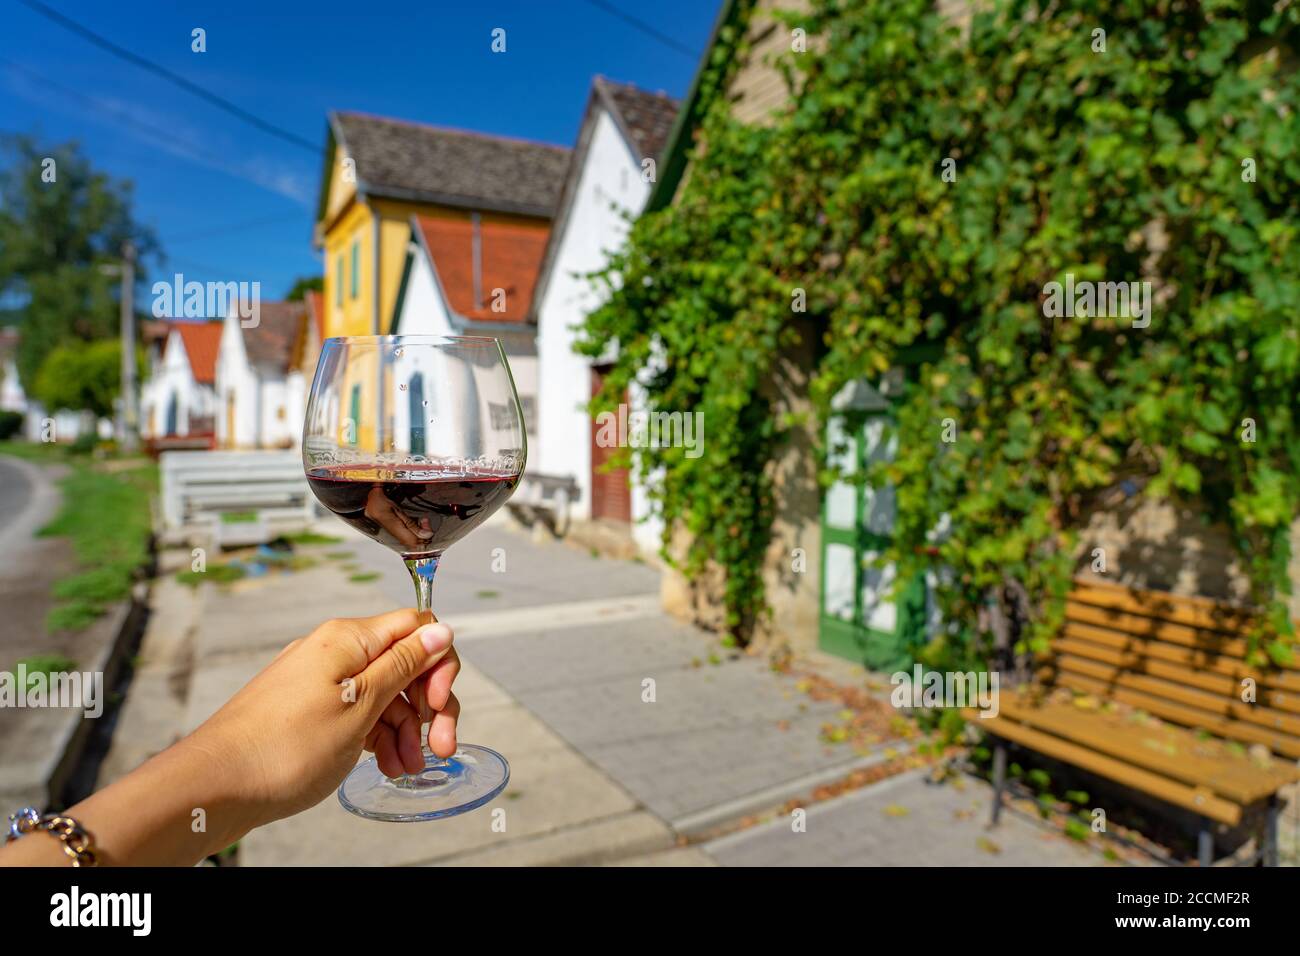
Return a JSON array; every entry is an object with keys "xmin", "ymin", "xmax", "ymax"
[{"xmin": 1075, "ymin": 495, "xmax": 1300, "ymax": 621}]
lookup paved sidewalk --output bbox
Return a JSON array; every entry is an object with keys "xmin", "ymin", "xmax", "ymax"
[
  {"xmin": 137, "ymin": 547, "xmax": 682, "ymax": 866},
  {"xmin": 0, "ymin": 454, "xmax": 116, "ymax": 810},
  {"xmin": 93, "ymin": 518, "xmax": 1135, "ymax": 866},
  {"xmin": 703, "ymin": 770, "xmax": 1110, "ymax": 866},
  {"xmin": 343, "ymin": 520, "xmax": 901, "ymax": 831}
]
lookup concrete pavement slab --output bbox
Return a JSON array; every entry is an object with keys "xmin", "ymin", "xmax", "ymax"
[
  {"xmin": 703, "ymin": 770, "xmax": 1112, "ymax": 866},
  {"xmin": 427, "ymin": 810, "xmax": 675, "ymax": 866},
  {"xmin": 465, "ymin": 614, "xmax": 900, "ymax": 828},
  {"xmin": 165, "ymin": 547, "xmax": 655, "ymax": 866},
  {"xmin": 241, "ymin": 729, "xmax": 640, "ymax": 866},
  {"xmin": 329, "ymin": 518, "xmax": 662, "ymax": 617},
  {"xmin": 606, "ymin": 847, "xmax": 717, "ymax": 867}
]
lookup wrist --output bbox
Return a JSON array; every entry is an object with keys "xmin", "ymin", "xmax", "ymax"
[
  {"xmin": 63, "ymin": 733, "xmax": 261, "ymax": 866},
  {"xmin": 167, "ymin": 730, "xmax": 265, "ymax": 850}
]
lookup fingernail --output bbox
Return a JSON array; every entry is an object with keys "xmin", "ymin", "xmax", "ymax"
[{"xmin": 419, "ymin": 623, "xmax": 452, "ymax": 653}]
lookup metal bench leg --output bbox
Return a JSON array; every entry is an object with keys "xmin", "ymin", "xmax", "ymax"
[
  {"xmin": 1197, "ymin": 820, "xmax": 1214, "ymax": 867},
  {"xmin": 1265, "ymin": 796, "xmax": 1279, "ymax": 867},
  {"xmin": 991, "ymin": 741, "xmax": 1007, "ymax": 826}
]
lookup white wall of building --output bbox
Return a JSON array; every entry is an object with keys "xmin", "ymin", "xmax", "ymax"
[
  {"xmin": 534, "ymin": 106, "xmax": 661, "ymax": 548},
  {"xmin": 286, "ymin": 369, "xmax": 307, "ymax": 448},
  {"xmin": 215, "ymin": 311, "xmax": 296, "ymax": 449},
  {"xmin": 1, "ymin": 355, "xmax": 27, "ymax": 414},
  {"xmin": 215, "ymin": 313, "xmax": 260, "ymax": 448},
  {"xmin": 145, "ymin": 330, "xmax": 216, "ymax": 437},
  {"xmin": 258, "ymin": 376, "xmax": 294, "ymax": 448},
  {"xmin": 392, "ymin": 249, "xmax": 537, "ymax": 459}
]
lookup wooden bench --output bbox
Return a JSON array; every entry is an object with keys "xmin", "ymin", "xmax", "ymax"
[{"xmin": 967, "ymin": 578, "xmax": 1300, "ymax": 866}]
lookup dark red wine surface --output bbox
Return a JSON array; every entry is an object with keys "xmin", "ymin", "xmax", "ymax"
[{"xmin": 307, "ymin": 465, "xmax": 520, "ymax": 556}]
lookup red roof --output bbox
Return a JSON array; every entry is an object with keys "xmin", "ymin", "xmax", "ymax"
[
  {"xmin": 305, "ymin": 290, "xmax": 325, "ymax": 341},
  {"xmin": 169, "ymin": 321, "xmax": 223, "ymax": 384},
  {"xmin": 414, "ymin": 215, "xmax": 549, "ymax": 323}
]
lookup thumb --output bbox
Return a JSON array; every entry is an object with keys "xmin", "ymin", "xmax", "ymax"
[{"xmin": 359, "ymin": 621, "xmax": 454, "ymax": 710}]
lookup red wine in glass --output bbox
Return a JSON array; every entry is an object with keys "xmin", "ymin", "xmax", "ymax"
[{"xmin": 306, "ymin": 465, "xmax": 521, "ymax": 556}]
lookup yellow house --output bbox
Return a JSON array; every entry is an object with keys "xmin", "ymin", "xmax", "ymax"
[{"xmin": 314, "ymin": 111, "xmax": 570, "ymax": 341}]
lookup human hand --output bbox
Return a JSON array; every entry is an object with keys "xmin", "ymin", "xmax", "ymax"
[
  {"xmin": 185, "ymin": 609, "xmax": 460, "ymax": 830},
  {"xmin": 365, "ymin": 486, "xmax": 433, "ymax": 550}
]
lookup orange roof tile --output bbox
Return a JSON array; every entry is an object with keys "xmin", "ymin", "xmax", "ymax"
[
  {"xmin": 414, "ymin": 215, "xmax": 549, "ymax": 323},
  {"xmin": 169, "ymin": 321, "xmax": 223, "ymax": 384}
]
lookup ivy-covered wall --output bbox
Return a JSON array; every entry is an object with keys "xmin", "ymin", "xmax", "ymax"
[{"xmin": 581, "ymin": 0, "xmax": 1300, "ymax": 667}]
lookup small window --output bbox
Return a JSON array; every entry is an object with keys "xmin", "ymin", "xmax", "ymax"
[
  {"xmin": 335, "ymin": 254, "xmax": 344, "ymax": 306},
  {"xmin": 347, "ymin": 384, "xmax": 361, "ymax": 446},
  {"xmin": 350, "ymin": 241, "xmax": 359, "ymax": 300}
]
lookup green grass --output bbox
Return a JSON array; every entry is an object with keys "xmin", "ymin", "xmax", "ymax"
[
  {"xmin": 220, "ymin": 510, "xmax": 258, "ymax": 524},
  {"xmin": 176, "ymin": 563, "xmax": 247, "ymax": 588},
  {"xmin": 1, "ymin": 447, "xmax": 157, "ymax": 633},
  {"xmin": 475, "ymin": 589, "xmax": 500, "ymax": 599},
  {"xmin": 0, "ymin": 440, "xmax": 69, "ymax": 463},
  {"xmin": 348, "ymin": 572, "xmax": 380, "ymax": 583},
  {"xmin": 284, "ymin": 531, "xmax": 343, "ymax": 546},
  {"xmin": 14, "ymin": 655, "xmax": 78, "ymax": 690}
]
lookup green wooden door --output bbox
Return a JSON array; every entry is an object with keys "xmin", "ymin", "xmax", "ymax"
[{"xmin": 818, "ymin": 377, "xmax": 928, "ymax": 671}]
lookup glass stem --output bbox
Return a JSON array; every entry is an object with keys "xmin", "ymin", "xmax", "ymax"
[
  {"xmin": 404, "ymin": 554, "xmax": 441, "ymax": 626},
  {"xmin": 402, "ymin": 554, "xmax": 443, "ymax": 774}
]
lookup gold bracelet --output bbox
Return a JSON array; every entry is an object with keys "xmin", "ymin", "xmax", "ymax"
[{"xmin": 6, "ymin": 807, "xmax": 99, "ymax": 866}]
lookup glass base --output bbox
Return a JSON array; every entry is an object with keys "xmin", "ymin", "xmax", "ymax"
[{"xmin": 338, "ymin": 744, "xmax": 509, "ymax": 822}]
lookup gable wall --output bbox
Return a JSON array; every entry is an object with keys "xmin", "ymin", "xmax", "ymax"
[{"xmin": 534, "ymin": 107, "xmax": 649, "ymax": 518}]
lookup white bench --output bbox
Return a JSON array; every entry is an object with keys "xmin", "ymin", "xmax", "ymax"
[{"xmin": 160, "ymin": 450, "xmax": 316, "ymax": 544}]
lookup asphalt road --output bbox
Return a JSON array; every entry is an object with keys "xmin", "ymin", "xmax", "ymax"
[
  {"xmin": 0, "ymin": 455, "xmax": 34, "ymax": 538},
  {"xmin": 0, "ymin": 453, "xmax": 75, "ymax": 660}
]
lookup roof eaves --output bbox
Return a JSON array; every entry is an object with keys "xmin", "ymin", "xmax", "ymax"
[
  {"xmin": 363, "ymin": 183, "xmax": 557, "ymax": 220},
  {"xmin": 594, "ymin": 77, "xmax": 675, "ymax": 167},
  {"xmin": 389, "ymin": 218, "xmax": 424, "ymax": 334},
  {"xmin": 313, "ymin": 113, "xmax": 344, "ymax": 244},
  {"xmin": 645, "ymin": 0, "xmax": 748, "ymax": 213},
  {"xmin": 446, "ymin": 313, "xmax": 538, "ymax": 354}
]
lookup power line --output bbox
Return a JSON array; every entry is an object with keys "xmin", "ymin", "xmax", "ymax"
[
  {"xmin": 16, "ymin": 0, "xmax": 319, "ymax": 154},
  {"xmin": 0, "ymin": 58, "xmax": 308, "ymax": 202},
  {"xmin": 579, "ymin": 0, "xmax": 699, "ymax": 60}
]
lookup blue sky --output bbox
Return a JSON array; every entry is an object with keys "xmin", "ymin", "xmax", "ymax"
[{"xmin": 1, "ymin": 0, "xmax": 720, "ymax": 300}]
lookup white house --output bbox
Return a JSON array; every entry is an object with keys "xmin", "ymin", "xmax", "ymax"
[
  {"xmin": 1, "ymin": 327, "xmax": 108, "ymax": 443},
  {"xmin": 215, "ymin": 300, "xmax": 305, "ymax": 449},
  {"xmin": 530, "ymin": 77, "xmax": 678, "ymax": 553},
  {"xmin": 0, "ymin": 327, "xmax": 36, "ymax": 440},
  {"xmin": 140, "ymin": 320, "xmax": 221, "ymax": 444},
  {"xmin": 0, "ymin": 328, "xmax": 26, "ymax": 415},
  {"xmin": 286, "ymin": 289, "xmax": 325, "ymax": 447},
  {"xmin": 390, "ymin": 213, "xmax": 545, "ymax": 451}
]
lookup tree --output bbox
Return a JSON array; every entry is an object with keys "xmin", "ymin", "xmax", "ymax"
[
  {"xmin": 285, "ymin": 276, "xmax": 323, "ymax": 301},
  {"xmin": 32, "ymin": 339, "xmax": 127, "ymax": 419},
  {"xmin": 0, "ymin": 135, "xmax": 157, "ymax": 387},
  {"xmin": 582, "ymin": 0, "xmax": 1300, "ymax": 663}
]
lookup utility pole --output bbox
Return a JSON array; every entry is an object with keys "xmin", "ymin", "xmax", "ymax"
[{"xmin": 118, "ymin": 241, "xmax": 138, "ymax": 452}]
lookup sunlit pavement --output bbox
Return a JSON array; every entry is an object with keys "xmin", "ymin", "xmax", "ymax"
[{"xmin": 88, "ymin": 517, "xmax": 1114, "ymax": 865}]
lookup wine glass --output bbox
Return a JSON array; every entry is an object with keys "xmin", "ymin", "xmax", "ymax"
[{"xmin": 302, "ymin": 335, "xmax": 525, "ymax": 821}]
